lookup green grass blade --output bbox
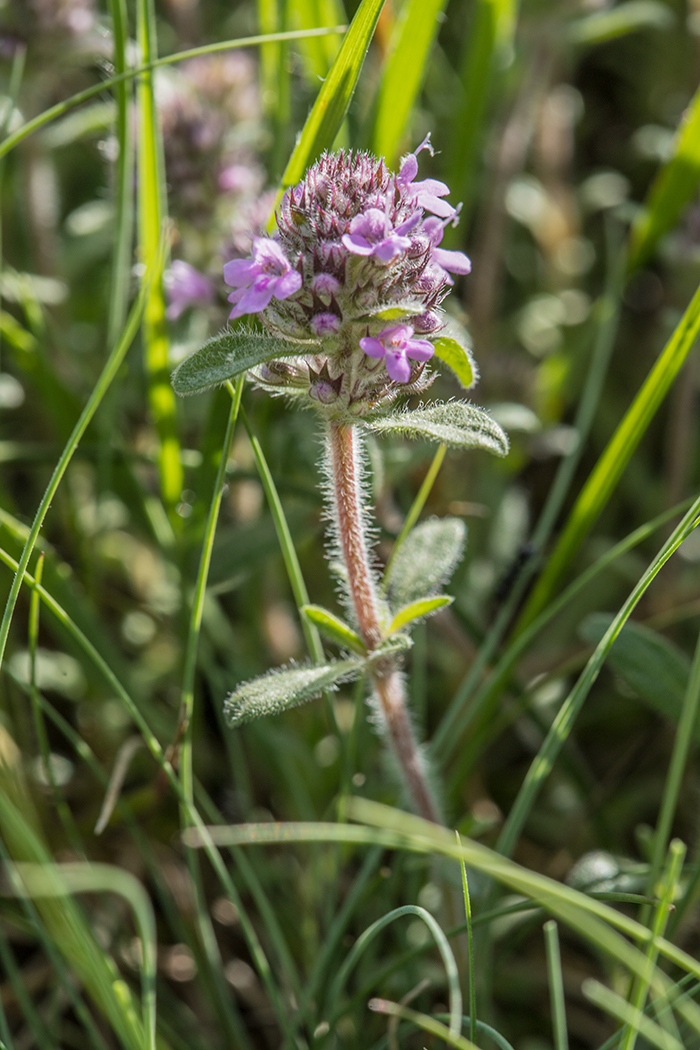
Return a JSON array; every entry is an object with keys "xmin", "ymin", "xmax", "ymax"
[
  {"xmin": 106, "ymin": 0, "xmax": 133, "ymax": 346},
  {"xmin": 0, "ymin": 30, "xmax": 346, "ymax": 162},
  {"xmin": 583, "ymin": 981, "xmax": 684, "ymax": 1050},
  {"xmin": 280, "ymin": 0, "xmax": 386, "ymax": 189},
  {"xmin": 446, "ymin": 0, "xmax": 518, "ymax": 215},
  {"xmin": 291, "ymin": 0, "xmax": 345, "ymax": 83},
  {"xmin": 7, "ymin": 863, "xmax": 158, "ymax": 1050},
  {"xmin": 0, "ymin": 260, "xmax": 151, "ymax": 678},
  {"xmin": 368, "ymin": 1000, "xmax": 481, "ymax": 1050},
  {"xmin": 180, "ymin": 379, "xmax": 243, "ymax": 806},
  {"xmin": 434, "ymin": 493, "xmax": 688, "ymax": 770},
  {"xmin": 371, "ymin": 0, "xmax": 449, "ymax": 165},
  {"xmin": 136, "ymin": 0, "xmax": 181, "ymax": 513},
  {"xmin": 497, "ymin": 496, "xmax": 700, "ymax": 860},
  {"xmin": 457, "ymin": 834, "xmax": 477, "ymax": 1047},
  {"xmin": 628, "ymin": 80, "xmax": 700, "ymax": 271},
  {"xmin": 544, "ymin": 921, "xmax": 569, "ymax": 1050},
  {"xmin": 383, "ymin": 444, "xmax": 446, "ymax": 583},
  {"xmin": 516, "ymin": 275, "xmax": 700, "ymax": 635}
]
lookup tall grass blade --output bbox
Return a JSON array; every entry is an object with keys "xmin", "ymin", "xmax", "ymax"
[
  {"xmin": 372, "ymin": 0, "xmax": 449, "ymax": 166},
  {"xmin": 544, "ymin": 921, "xmax": 569, "ymax": 1050},
  {"xmin": 280, "ymin": 0, "xmax": 386, "ymax": 190},
  {"xmin": 497, "ymin": 497, "xmax": 700, "ymax": 860},
  {"xmin": 516, "ymin": 276, "xmax": 700, "ymax": 634},
  {"xmin": 136, "ymin": 0, "xmax": 181, "ymax": 513},
  {"xmin": 628, "ymin": 80, "xmax": 700, "ymax": 271}
]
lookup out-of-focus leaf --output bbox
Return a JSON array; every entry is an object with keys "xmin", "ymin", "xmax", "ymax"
[
  {"xmin": 302, "ymin": 604, "xmax": 367, "ymax": 654},
  {"xmin": 446, "ymin": 0, "xmax": 518, "ymax": 214},
  {"xmin": 567, "ymin": 1, "xmax": 673, "ymax": 47},
  {"xmin": 389, "ymin": 595, "xmax": 453, "ymax": 633},
  {"xmin": 579, "ymin": 613, "xmax": 692, "ymax": 731},
  {"xmin": 628, "ymin": 80, "xmax": 700, "ymax": 270},
  {"xmin": 372, "ymin": 0, "xmax": 449, "ymax": 166},
  {"xmin": 172, "ymin": 328, "xmax": 314, "ymax": 395},
  {"xmin": 384, "ymin": 517, "xmax": 466, "ymax": 609},
  {"xmin": 432, "ymin": 331, "xmax": 477, "ymax": 390},
  {"xmin": 206, "ymin": 511, "xmax": 311, "ymax": 593},
  {"xmin": 364, "ymin": 402, "xmax": 509, "ymax": 455},
  {"xmin": 291, "ymin": 0, "xmax": 345, "ymax": 83},
  {"xmin": 280, "ymin": 0, "xmax": 385, "ymax": 190},
  {"xmin": 224, "ymin": 659, "xmax": 363, "ymax": 726}
]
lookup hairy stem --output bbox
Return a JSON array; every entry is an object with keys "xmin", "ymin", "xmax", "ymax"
[{"xmin": 327, "ymin": 421, "xmax": 441, "ymax": 824}]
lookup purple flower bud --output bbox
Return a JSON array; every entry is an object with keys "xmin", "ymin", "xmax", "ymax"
[
  {"xmin": 311, "ymin": 273, "xmax": 342, "ymax": 302},
  {"xmin": 360, "ymin": 324, "xmax": 434, "ymax": 384},
  {"xmin": 164, "ymin": 260, "xmax": 214, "ymax": 320},
  {"xmin": 311, "ymin": 312, "xmax": 341, "ymax": 337},
  {"xmin": 224, "ymin": 237, "xmax": 302, "ymax": 319}
]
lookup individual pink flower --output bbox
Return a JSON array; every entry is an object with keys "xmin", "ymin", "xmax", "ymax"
[
  {"xmin": 164, "ymin": 260, "xmax": 214, "ymax": 320},
  {"xmin": 396, "ymin": 134, "xmax": 457, "ymax": 220},
  {"xmin": 341, "ymin": 208, "xmax": 421, "ymax": 263},
  {"xmin": 422, "ymin": 217, "xmax": 472, "ymax": 285},
  {"xmin": 224, "ymin": 237, "xmax": 302, "ymax": 319},
  {"xmin": 359, "ymin": 324, "xmax": 434, "ymax": 383}
]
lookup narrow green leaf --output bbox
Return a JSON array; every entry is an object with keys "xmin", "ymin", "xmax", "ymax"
[
  {"xmin": 364, "ymin": 401, "xmax": 509, "ymax": 455},
  {"xmin": 372, "ymin": 0, "xmax": 449, "ymax": 166},
  {"xmin": 302, "ymin": 605, "xmax": 367, "ymax": 654},
  {"xmin": 579, "ymin": 614, "xmax": 691, "ymax": 731},
  {"xmin": 368, "ymin": 634, "xmax": 414, "ymax": 661},
  {"xmin": 446, "ymin": 0, "xmax": 518, "ymax": 216},
  {"xmin": 517, "ymin": 275, "xmax": 700, "ymax": 633},
  {"xmin": 432, "ymin": 332, "xmax": 478, "ymax": 390},
  {"xmin": 385, "ymin": 517, "xmax": 466, "ymax": 609},
  {"xmin": 567, "ymin": 1, "xmax": 673, "ymax": 48},
  {"xmin": 224, "ymin": 659, "xmax": 363, "ymax": 726},
  {"xmin": 291, "ymin": 0, "xmax": 345, "ymax": 83},
  {"xmin": 172, "ymin": 328, "xmax": 314, "ymax": 396},
  {"xmin": 389, "ymin": 595, "xmax": 453, "ymax": 633},
  {"xmin": 281, "ymin": 0, "xmax": 386, "ymax": 189},
  {"xmin": 629, "ymin": 78, "xmax": 700, "ymax": 271}
]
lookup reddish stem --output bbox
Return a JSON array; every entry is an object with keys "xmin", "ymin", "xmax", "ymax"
[{"xmin": 327, "ymin": 421, "xmax": 441, "ymax": 824}]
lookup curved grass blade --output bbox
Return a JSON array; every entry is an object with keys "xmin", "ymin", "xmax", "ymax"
[
  {"xmin": 368, "ymin": 1000, "xmax": 480, "ymax": 1050},
  {"xmin": 516, "ymin": 275, "xmax": 700, "ymax": 634},
  {"xmin": 0, "ymin": 29, "xmax": 347, "ymax": 162},
  {"xmin": 371, "ymin": 0, "xmax": 449, "ymax": 166},
  {"xmin": 628, "ymin": 80, "xmax": 700, "ymax": 271},
  {"xmin": 280, "ymin": 0, "xmax": 386, "ymax": 190},
  {"xmin": 497, "ymin": 496, "xmax": 700, "ymax": 860},
  {"xmin": 0, "ymin": 251, "xmax": 154, "ymax": 679}
]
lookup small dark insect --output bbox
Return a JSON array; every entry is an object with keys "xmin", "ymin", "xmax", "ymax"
[{"xmin": 494, "ymin": 542, "xmax": 536, "ymax": 603}]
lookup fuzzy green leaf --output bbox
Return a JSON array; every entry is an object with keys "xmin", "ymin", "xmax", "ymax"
[
  {"xmin": 224, "ymin": 659, "xmax": 363, "ymax": 726},
  {"xmin": 580, "ymin": 613, "xmax": 694, "ymax": 732},
  {"xmin": 353, "ymin": 301, "xmax": 426, "ymax": 323},
  {"xmin": 172, "ymin": 327, "xmax": 315, "ymax": 396},
  {"xmin": 389, "ymin": 595, "xmax": 453, "ymax": 633},
  {"xmin": 364, "ymin": 401, "xmax": 509, "ymax": 455},
  {"xmin": 367, "ymin": 634, "xmax": 414, "ymax": 662},
  {"xmin": 302, "ymin": 605, "xmax": 367, "ymax": 654},
  {"xmin": 432, "ymin": 334, "xmax": 477, "ymax": 390},
  {"xmin": 385, "ymin": 517, "xmax": 466, "ymax": 609}
]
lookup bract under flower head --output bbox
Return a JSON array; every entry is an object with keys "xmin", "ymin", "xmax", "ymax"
[{"xmin": 222, "ymin": 143, "xmax": 472, "ymax": 420}]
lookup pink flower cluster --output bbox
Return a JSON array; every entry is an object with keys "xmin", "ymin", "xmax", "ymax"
[{"xmin": 220, "ymin": 138, "xmax": 471, "ymax": 404}]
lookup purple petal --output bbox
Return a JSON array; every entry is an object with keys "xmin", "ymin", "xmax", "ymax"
[
  {"xmin": 397, "ymin": 153, "xmax": 418, "ymax": 186},
  {"xmin": 405, "ymin": 338, "xmax": 434, "ymax": 362},
  {"xmin": 231, "ymin": 277, "xmax": 276, "ymax": 316},
  {"xmin": 348, "ymin": 208, "xmax": 387, "ymax": 241},
  {"xmin": 422, "ymin": 216, "xmax": 445, "ymax": 244},
  {"xmin": 223, "ymin": 257, "xmax": 259, "ymax": 287},
  {"xmin": 359, "ymin": 336, "xmax": 386, "ymax": 358},
  {"xmin": 251, "ymin": 236, "xmax": 289, "ymax": 273},
  {"xmin": 433, "ymin": 247, "xmax": 472, "ymax": 275},
  {"xmin": 412, "ymin": 177, "xmax": 450, "ymax": 198},
  {"xmin": 271, "ymin": 270, "xmax": 302, "ymax": 299},
  {"xmin": 341, "ymin": 233, "xmax": 376, "ymax": 256},
  {"xmin": 394, "ymin": 211, "xmax": 422, "ymax": 236},
  {"xmin": 416, "ymin": 193, "xmax": 458, "ymax": 218},
  {"xmin": 374, "ymin": 236, "xmax": 410, "ymax": 263},
  {"xmin": 385, "ymin": 350, "xmax": 411, "ymax": 383}
]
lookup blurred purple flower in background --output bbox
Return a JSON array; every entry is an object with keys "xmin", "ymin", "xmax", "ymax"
[{"xmin": 164, "ymin": 260, "xmax": 214, "ymax": 320}]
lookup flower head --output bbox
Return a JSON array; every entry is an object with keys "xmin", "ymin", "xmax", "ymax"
[
  {"xmin": 221, "ymin": 141, "xmax": 472, "ymax": 417},
  {"xmin": 224, "ymin": 237, "xmax": 302, "ymax": 319},
  {"xmin": 360, "ymin": 325, "xmax": 434, "ymax": 383}
]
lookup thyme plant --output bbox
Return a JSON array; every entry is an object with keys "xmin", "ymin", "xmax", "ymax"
[{"xmin": 173, "ymin": 139, "xmax": 508, "ymax": 822}]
